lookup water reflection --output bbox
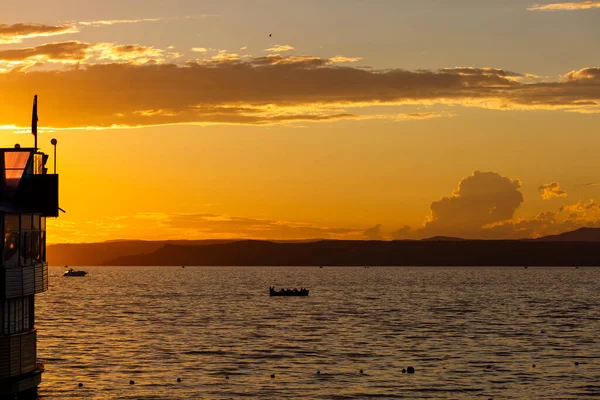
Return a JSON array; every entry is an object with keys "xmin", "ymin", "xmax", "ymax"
[{"xmin": 36, "ymin": 266, "xmax": 600, "ymax": 399}]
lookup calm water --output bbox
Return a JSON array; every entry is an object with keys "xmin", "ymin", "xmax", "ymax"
[{"xmin": 36, "ymin": 266, "xmax": 600, "ymax": 399}]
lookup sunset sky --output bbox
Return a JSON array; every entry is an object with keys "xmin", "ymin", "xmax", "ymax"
[{"xmin": 1, "ymin": 0, "xmax": 600, "ymax": 242}]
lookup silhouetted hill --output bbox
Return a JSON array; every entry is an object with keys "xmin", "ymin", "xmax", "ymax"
[
  {"xmin": 421, "ymin": 236, "xmax": 467, "ymax": 241},
  {"xmin": 102, "ymin": 239, "xmax": 600, "ymax": 266},
  {"xmin": 47, "ymin": 228, "xmax": 600, "ymax": 266},
  {"xmin": 534, "ymin": 227, "xmax": 600, "ymax": 242},
  {"xmin": 47, "ymin": 239, "xmax": 236, "ymax": 266}
]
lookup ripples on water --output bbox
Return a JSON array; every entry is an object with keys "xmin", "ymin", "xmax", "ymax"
[{"xmin": 36, "ymin": 266, "xmax": 600, "ymax": 399}]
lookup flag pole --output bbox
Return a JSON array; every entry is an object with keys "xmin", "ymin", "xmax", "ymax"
[{"xmin": 32, "ymin": 95, "xmax": 38, "ymax": 151}]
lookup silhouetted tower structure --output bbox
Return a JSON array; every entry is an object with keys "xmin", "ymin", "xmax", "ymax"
[{"xmin": 0, "ymin": 100, "xmax": 59, "ymax": 399}]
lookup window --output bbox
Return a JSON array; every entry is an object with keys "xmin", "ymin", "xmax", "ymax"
[
  {"xmin": 21, "ymin": 231, "xmax": 31, "ymax": 265},
  {"xmin": 32, "ymin": 231, "xmax": 41, "ymax": 262},
  {"xmin": 23, "ymin": 297, "xmax": 31, "ymax": 329},
  {"xmin": 0, "ymin": 297, "xmax": 34, "ymax": 334},
  {"xmin": 21, "ymin": 214, "xmax": 32, "ymax": 230},
  {"xmin": 4, "ymin": 151, "xmax": 30, "ymax": 191},
  {"xmin": 33, "ymin": 215, "xmax": 40, "ymax": 230},
  {"xmin": 4, "ymin": 232, "xmax": 19, "ymax": 266},
  {"xmin": 5, "ymin": 215, "xmax": 19, "ymax": 231},
  {"xmin": 33, "ymin": 153, "xmax": 43, "ymax": 175},
  {"xmin": 40, "ymin": 231, "xmax": 46, "ymax": 262},
  {"xmin": 4, "ymin": 215, "xmax": 20, "ymax": 266}
]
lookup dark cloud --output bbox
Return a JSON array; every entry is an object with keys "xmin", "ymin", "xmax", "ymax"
[
  {"xmin": 0, "ymin": 41, "xmax": 91, "ymax": 62},
  {"xmin": 0, "ymin": 54, "xmax": 599, "ymax": 128},
  {"xmin": 0, "ymin": 23, "xmax": 76, "ymax": 43},
  {"xmin": 538, "ymin": 182, "xmax": 567, "ymax": 199}
]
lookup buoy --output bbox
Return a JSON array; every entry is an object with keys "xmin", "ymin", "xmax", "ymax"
[
  {"xmin": 359, "ymin": 369, "xmax": 363, "ymax": 374},
  {"xmin": 407, "ymin": 366, "xmax": 415, "ymax": 374},
  {"xmin": 575, "ymin": 362, "xmax": 579, "ymax": 366},
  {"xmin": 271, "ymin": 374, "xmax": 275, "ymax": 379},
  {"xmin": 401, "ymin": 369, "xmax": 406, "ymax": 373},
  {"xmin": 129, "ymin": 380, "xmax": 135, "ymax": 385},
  {"xmin": 78, "ymin": 383, "xmax": 83, "ymax": 387},
  {"xmin": 532, "ymin": 364, "xmax": 536, "ymax": 368},
  {"xmin": 487, "ymin": 365, "xmax": 492, "ymax": 369},
  {"xmin": 225, "ymin": 375, "xmax": 229, "ymax": 380},
  {"xmin": 316, "ymin": 370, "xmax": 320, "ymax": 375},
  {"xmin": 177, "ymin": 377, "xmax": 181, "ymax": 382}
]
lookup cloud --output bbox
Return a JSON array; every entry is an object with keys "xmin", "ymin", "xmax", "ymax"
[
  {"xmin": 0, "ymin": 41, "xmax": 91, "ymax": 63},
  {"xmin": 330, "ymin": 56, "xmax": 363, "ymax": 63},
  {"xmin": 363, "ymin": 224, "xmax": 383, "ymax": 240},
  {"xmin": 0, "ymin": 41, "xmax": 168, "ymax": 71},
  {"xmin": 78, "ymin": 18, "xmax": 162, "ymax": 27},
  {"xmin": 528, "ymin": 1, "xmax": 600, "ymax": 10},
  {"xmin": 391, "ymin": 226, "xmax": 415, "ymax": 240},
  {"xmin": 191, "ymin": 47, "xmax": 208, "ymax": 53},
  {"xmin": 47, "ymin": 212, "xmax": 372, "ymax": 243},
  {"xmin": 565, "ymin": 67, "xmax": 600, "ymax": 81},
  {"xmin": 0, "ymin": 53, "xmax": 600, "ymax": 128},
  {"xmin": 210, "ymin": 50, "xmax": 240, "ymax": 62},
  {"xmin": 93, "ymin": 43, "xmax": 165, "ymax": 62},
  {"xmin": 575, "ymin": 182, "xmax": 600, "ymax": 187},
  {"xmin": 417, "ymin": 171, "xmax": 524, "ymax": 238},
  {"xmin": 0, "ymin": 23, "xmax": 78, "ymax": 44},
  {"xmin": 264, "ymin": 44, "xmax": 294, "ymax": 52},
  {"xmin": 76, "ymin": 14, "xmax": 213, "ymax": 28},
  {"xmin": 539, "ymin": 182, "xmax": 568, "ymax": 199},
  {"xmin": 391, "ymin": 172, "xmax": 600, "ymax": 240},
  {"xmin": 0, "ymin": 16, "xmax": 198, "ymax": 44},
  {"xmin": 440, "ymin": 67, "xmax": 524, "ymax": 77},
  {"xmin": 485, "ymin": 200, "xmax": 600, "ymax": 239}
]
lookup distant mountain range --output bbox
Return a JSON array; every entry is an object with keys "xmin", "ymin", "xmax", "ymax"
[
  {"xmin": 531, "ymin": 227, "xmax": 600, "ymax": 242},
  {"xmin": 46, "ymin": 227, "xmax": 600, "ymax": 267}
]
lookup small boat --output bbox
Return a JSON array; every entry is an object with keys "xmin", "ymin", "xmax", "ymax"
[
  {"xmin": 269, "ymin": 287, "xmax": 309, "ymax": 296},
  {"xmin": 64, "ymin": 268, "xmax": 87, "ymax": 277}
]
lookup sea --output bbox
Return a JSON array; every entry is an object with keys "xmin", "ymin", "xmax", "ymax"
[{"xmin": 36, "ymin": 266, "xmax": 600, "ymax": 399}]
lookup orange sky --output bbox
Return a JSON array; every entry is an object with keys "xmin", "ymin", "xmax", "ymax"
[{"xmin": 1, "ymin": 0, "xmax": 600, "ymax": 242}]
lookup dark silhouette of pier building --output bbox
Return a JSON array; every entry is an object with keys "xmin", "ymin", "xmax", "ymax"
[{"xmin": 0, "ymin": 145, "xmax": 59, "ymax": 399}]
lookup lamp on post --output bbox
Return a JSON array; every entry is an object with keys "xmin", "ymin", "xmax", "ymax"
[{"xmin": 51, "ymin": 138, "xmax": 57, "ymax": 174}]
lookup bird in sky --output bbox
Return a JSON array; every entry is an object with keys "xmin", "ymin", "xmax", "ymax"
[{"xmin": 269, "ymin": 33, "xmax": 272, "ymax": 37}]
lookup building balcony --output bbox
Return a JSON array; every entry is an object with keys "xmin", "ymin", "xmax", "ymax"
[{"xmin": 1, "ymin": 262, "xmax": 48, "ymax": 299}]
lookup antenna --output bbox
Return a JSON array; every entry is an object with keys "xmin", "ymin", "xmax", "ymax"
[{"xmin": 51, "ymin": 138, "xmax": 57, "ymax": 174}]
